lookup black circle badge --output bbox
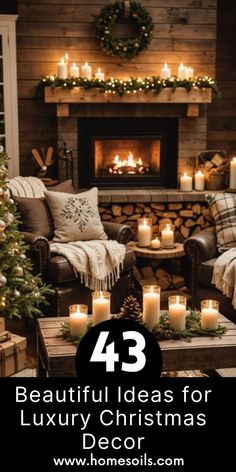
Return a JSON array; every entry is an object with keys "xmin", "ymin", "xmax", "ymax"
[{"xmin": 76, "ymin": 318, "xmax": 162, "ymax": 385}]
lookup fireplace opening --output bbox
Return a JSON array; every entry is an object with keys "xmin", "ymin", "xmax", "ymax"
[{"xmin": 78, "ymin": 118, "xmax": 178, "ymax": 188}]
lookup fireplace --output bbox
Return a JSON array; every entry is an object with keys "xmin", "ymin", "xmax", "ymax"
[{"xmin": 78, "ymin": 118, "xmax": 178, "ymax": 188}]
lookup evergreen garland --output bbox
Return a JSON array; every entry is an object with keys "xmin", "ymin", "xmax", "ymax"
[
  {"xmin": 0, "ymin": 148, "xmax": 53, "ymax": 319},
  {"xmin": 37, "ymin": 75, "xmax": 220, "ymax": 100},
  {"xmin": 96, "ymin": 1, "xmax": 154, "ymax": 59}
]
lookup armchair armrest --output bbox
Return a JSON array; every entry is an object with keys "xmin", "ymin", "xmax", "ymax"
[
  {"xmin": 184, "ymin": 227, "xmax": 218, "ymax": 305},
  {"xmin": 184, "ymin": 227, "xmax": 218, "ymax": 263},
  {"xmin": 22, "ymin": 232, "xmax": 50, "ymax": 274},
  {"xmin": 102, "ymin": 222, "xmax": 132, "ymax": 244}
]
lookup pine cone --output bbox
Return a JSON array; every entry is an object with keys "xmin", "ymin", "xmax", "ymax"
[{"xmin": 120, "ymin": 295, "xmax": 142, "ymax": 323}]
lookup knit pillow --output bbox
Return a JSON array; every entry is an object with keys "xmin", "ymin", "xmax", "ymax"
[
  {"xmin": 44, "ymin": 187, "xmax": 107, "ymax": 242},
  {"xmin": 207, "ymin": 193, "xmax": 236, "ymax": 252}
]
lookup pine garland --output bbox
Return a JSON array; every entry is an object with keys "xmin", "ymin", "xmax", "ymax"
[
  {"xmin": 60, "ymin": 310, "xmax": 227, "ymax": 346},
  {"xmin": 36, "ymin": 75, "xmax": 220, "ymax": 100},
  {"xmin": 60, "ymin": 320, "xmax": 93, "ymax": 346},
  {"xmin": 152, "ymin": 310, "xmax": 227, "ymax": 343},
  {"xmin": 96, "ymin": 0, "xmax": 154, "ymax": 59}
]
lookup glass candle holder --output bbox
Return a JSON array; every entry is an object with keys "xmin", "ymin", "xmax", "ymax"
[
  {"xmin": 143, "ymin": 285, "xmax": 161, "ymax": 329},
  {"xmin": 168, "ymin": 295, "xmax": 187, "ymax": 331},
  {"xmin": 160, "ymin": 224, "xmax": 175, "ymax": 248},
  {"xmin": 137, "ymin": 218, "xmax": 152, "ymax": 247},
  {"xmin": 92, "ymin": 291, "xmax": 111, "ymax": 326},
  {"xmin": 200, "ymin": 300, "xmax": 219, "ymax": 330},
  {"xmin": 69, "ymin": 304, "xmax": 88, "ymax": 337}
]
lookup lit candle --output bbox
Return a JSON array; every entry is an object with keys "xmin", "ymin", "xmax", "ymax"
[
  {"xmin": 70, "ymin": 62, "xmax": 79, "ymax": 78},
  {"xmin": 95, "ymin": 67, "xmax": 105, "ymax": 81},
  {"xmin": 69, "ymin": 304, "xmax": 88, "ymax": 337},
  {"xmin": 168, "ymin": 295, "xmax": 187, "ymax": 331},
  {"xmin": 92, "ymin": 291, "xmax": 110, "ymax": 326},
  {"xmin": 186, "ymin": 67, "xmax": 194, "ymax": 79},
  {"xmin": 57, "ymin": 58, "xmax": 67, "ymax": 79},
  {"xmin": 160, "ymin": 63, "xmax": 171, "ymax": 80},
  {"xmin": 150, "ymin": 237, "xmax": 161, "ymax": 249},
  {"xmin": 195, "ymin": 170, "xmax": 205, "ymax": 191},
  {"xmin": 64, "ymin": 52, "xmax": 69, "ymax": 64},
  {"xmin": 137, "ymin": 218, "xmax": 152, "ymax": 247},
  {"xmin": 81, "ymin": 62, "xmax": 92, "ymax": 80},
  {"xmin": 143, "ymin": 285, "xmax": 160, "ymax": 329},
  {"xmin": 161, "ymin": 224, "xmax": 174, "ymax": 248},
  {"xmin": 180, "ymin": 172, "xmax": 193, "ymax": 191},
  {"xmin": 201, "ymin": 300, "xmax": 219, "ymax": 330},
  {"xmin": 229, "ymin": 157, "xmax": 236, "ymax": 190},
  {"xmin": 178, "ymin": 63, "xmax": 187, "ymax": 80}
]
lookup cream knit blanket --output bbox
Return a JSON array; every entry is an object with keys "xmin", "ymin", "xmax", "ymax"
[
  {"xmin": 50, "ymin": 239, "xmax": 126, "ymax": 291},
  {"xmin": 212, "ymin": 248, "xmax": 236, "ymax": 308}
]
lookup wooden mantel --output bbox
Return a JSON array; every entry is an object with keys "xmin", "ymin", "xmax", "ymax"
[{"xmin": 44, "ymin": 86, "xmax": 212, "ymax": 118}]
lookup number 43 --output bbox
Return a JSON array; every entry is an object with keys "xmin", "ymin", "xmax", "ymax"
[{"xmin": 90, "ymin": 331, "xmax": 146, "ymax": 372}]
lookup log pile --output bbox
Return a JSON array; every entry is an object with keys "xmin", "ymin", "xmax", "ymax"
[{"xmin": 99, "ymin": 201, "xmax": 214, "ymax": 240}]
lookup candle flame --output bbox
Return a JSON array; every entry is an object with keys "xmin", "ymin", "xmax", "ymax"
[
  {"xmin": 98, "ymin": 68, "xmax": 101, "ymax": 73},
  {"xmin": 176, "ymin": 295, "xmax": 180, "ymax": 304},
  {"xmin": 209, "ymin": 300, "xmax": 213, "ymax": 309}
]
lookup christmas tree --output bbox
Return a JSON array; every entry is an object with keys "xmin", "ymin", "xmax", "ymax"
[{"xmin": 0, "ymin": 147, "xmax": 52, "ymax": 319}]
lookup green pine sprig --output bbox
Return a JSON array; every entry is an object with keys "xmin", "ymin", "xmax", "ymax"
[{"xmin": 36, "ymin": 75, "xmax": 220, "ymax": 101}]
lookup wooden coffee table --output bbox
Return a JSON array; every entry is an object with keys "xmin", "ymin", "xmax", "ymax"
[{"xmin": 37, "ymin": 314, "xmax": 236, "ymax": 377}]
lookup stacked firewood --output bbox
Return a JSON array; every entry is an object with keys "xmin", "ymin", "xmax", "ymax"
[{"xmin": 197, "ymin": 150, "xmax": 229, "ymax": 189}]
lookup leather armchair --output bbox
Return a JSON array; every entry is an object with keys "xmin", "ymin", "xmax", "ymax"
[
  {"xmin": 184, "ymin": 227, "xmax": 236, "ymax": 322},
  {"xmin": 24, "ymin": 222, "xmax": 135, "ymax": 316}
]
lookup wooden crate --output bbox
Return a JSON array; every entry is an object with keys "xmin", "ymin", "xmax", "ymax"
[
  {"xmin": 0, "ymin": 333, "xmax": 27, "ymax": 377},
  {"xmin": 0, "ymin": 318, "xmax": 5, "ymax": 332}
]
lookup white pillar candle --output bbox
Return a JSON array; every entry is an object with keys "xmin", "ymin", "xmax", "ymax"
[
  {"xmin": 180, "ymin": 172, "xmax": 193, "ymax": 191},
  {"xmin": 160, "ymin": 63, "xmax": 171, "ymax": 80},
  {"xmin": 57, "ymin": 58, "xmax": 67, "ymax": 79},
  {"xmin": 137, "ymin": 218, "xmax": 152, "ymax": 247},
  {"xmin": 81, "ymin": 62, "xmax": 92, "ymax": 80},
  {"xmin": 143, "ymin": 285, "xmax": 160, "ymax": 329},
  {"xmin": 150, "ymin": 237, "xmax": 161, "ymax": 249},
  {"xmin": 230, "ymin": 157, "xmax": 236, "ymax": 189},
  {"xmin": 201, "ymin": 300, "xmax": 219, "ymax": 330},
  {"xmin": 194, "ymin": 170, "xmax": 205, "ymax": 190},
  {"xmin": 161, "ymin": 224, "xmax": 174, "ymax": 248},
  {"xmin": 168, "ymin": 295, "xmax": 186, "ymax": 331},
  {"xmin": 95, "ymin": 68, "xmax": 105, "ymax": 80},
  {"xmin": 69, "ymin": 304, "xmax": 88, "ymax": 337},
  {"xmin": 178, "ymin": 63, "xmax": 187, "ymax": 80},
  {"xmin": 186, "ymin": 67, "xmax": 194, "ymax": 79},
  {"xmin": 70, "ymin": 62, "xmax": 79, "ymax": 78},
  {"xmin": 92, "ymin": 291, "xmax": 110, "ymax": 326}
]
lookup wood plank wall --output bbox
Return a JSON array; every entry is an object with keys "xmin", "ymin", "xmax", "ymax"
[
  {"xmin": 17, "ymin": 0, "xmax": 217, "ymax": 176},
  {"xmin": 207, "ymin": 0, "xmax": 236, "ymax": 157}
]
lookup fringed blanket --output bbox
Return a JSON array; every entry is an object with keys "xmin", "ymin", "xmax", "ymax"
[
  {"xmin": 50, "ymin": 239, "xmax": 126, "ymax": 291},
  {"xmin": 212, "ymin": 248, "xmax": 236, "ymax": 308}
]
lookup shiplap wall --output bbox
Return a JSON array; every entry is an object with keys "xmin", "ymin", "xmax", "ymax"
[
  {"xmin": 208, "ymin": 0, "xmax": 236, "ymax": 157},
  {"xmin": 17, "ymin": 0, "xmax": 218, "ymax": 176}
]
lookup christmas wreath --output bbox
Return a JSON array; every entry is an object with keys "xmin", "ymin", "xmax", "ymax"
[{"xmin": 96, "ymin": 0, "xmax": 154, "ymax": 59}]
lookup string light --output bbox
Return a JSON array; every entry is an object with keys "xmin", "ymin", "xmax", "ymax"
[{"xmin": 37, "ymin": 75, "xmax": 220, "ymax": 100}]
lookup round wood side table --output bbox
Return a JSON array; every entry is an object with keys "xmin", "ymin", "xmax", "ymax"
[{"xmin": 128, "ymin": 241, "xmax": 185, "ymax": 259}]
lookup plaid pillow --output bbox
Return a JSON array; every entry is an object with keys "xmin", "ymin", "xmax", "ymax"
[{"xmin": 207, "ymin": 193, "xmax": 236, "ymax": 252}]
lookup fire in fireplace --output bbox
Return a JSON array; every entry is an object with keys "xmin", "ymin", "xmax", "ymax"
[{"xmin": 78, "ymin": 118, "xmax": 178, "ymax": 188}]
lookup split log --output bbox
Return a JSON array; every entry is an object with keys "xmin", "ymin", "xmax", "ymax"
[
  {"xmin": 141, "ymin": 266, "xmax": 154, "ymax": 278},
  {"xmin": 180, "ymin": 225, "xmax": 190, "ymax": 239},
  {"xmin": 139, "ymin": 277, "xmax": 158, "ymax": 287}
]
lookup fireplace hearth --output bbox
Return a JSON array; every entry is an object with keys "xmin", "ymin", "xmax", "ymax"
[{"xmin": 78, "ymin": 118, "xmax": 178, "ymax": 188}]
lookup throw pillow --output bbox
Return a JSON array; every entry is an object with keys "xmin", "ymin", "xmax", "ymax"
[
  {"xmin": 14, "ymin": 196, "xmax": 54, "ymax": 239},
  {"xmin": 51, "ymin": 179, "xmax": 76, "ymax": 194},
  {"xmin": 44, "ymin": 187, "xmax": 107, "ymax": 242},
  {"xmin": 206, "ymin": 193, "xmax": 236, "ymax": 252}
]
